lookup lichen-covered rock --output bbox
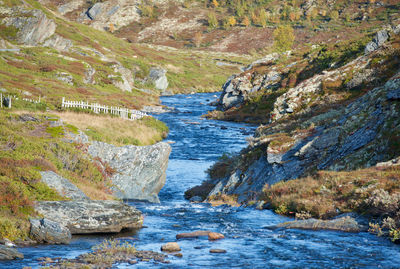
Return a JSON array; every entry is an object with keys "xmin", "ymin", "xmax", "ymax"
[
  {"xmin": 35, "ymin": 200, "xmax": 142, "ymax": 234},
  {"xmin": 3, "ymin": 9, "xmax": 56, "ymax": 45},
  {"xmin": 200, "ymin": 72, "xmax": 400, "ymax": 204},
  {"xmin": 55, "ymin": 72, "xmax": 74, "ymax": 85},
  {"xmin": 0, "ymin": 245, "xmax": 23, "ymax": 260},
  {"xmin": 112, "ymin": 63, "xmax": 134, "ymax": 92},
  {"xmin": 78, "ymin": 0, "xmax": 141, "ymax": 31},
  {"xmin": 83, "ymin": 64, "xmax": 96, "ymax": 84},
  {"xmin": 217, "ymin": 67, "xmax": 282, "ymax": 111},
  {"xmin": 147, "ymin": 67, "xmax": 169, "ymax": 91},
  {"xmin": 87, "ymin": 141, "xmax": 171, "ymax": 203},
  {"xmin": 57, "ymin": 0, "xmax": 86, "ymax": 15},
  {"xmin": 39, "ymin": 171, "xmax": 89, "ymax": 200},
  {"xmin": 43, "ymin": 34, "xmax": 72, "ymax": 51},
  {"xmin": 365, "ymin": 30, "xmax": 389, "ymax": 54},
  {"xmin": 30, "ymin": 218, "xmax": 71, "ymax": 244},
  {"xmin": 276, "ymin": 217, "xmax": 365, "ymax": 233}
]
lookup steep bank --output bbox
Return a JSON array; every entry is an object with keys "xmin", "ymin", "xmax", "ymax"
[
  {"xmin": 188, "ymin": 72, "xmax": 400, "ymax": 202},
  {"xmin": 0, "ymin": 110, "xmax": 170, "ymax": 250},
  {"xmin": 187, "ymin": 27, "xmax": 400, "ymax": 241}
]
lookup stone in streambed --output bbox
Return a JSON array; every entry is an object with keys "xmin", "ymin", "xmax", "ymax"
[
  {"xmin": 208, "ymin": 232, "xmax": 225, "ymax": 241},
  {"xmin": 210, "ymin": 249, "xmax": 227, "ymax": 253},
  {"xmin": 30, "ymin": 218, "xmax": 71, "ymax": 244},
  {"xmin": 161, "ymin": 242, "xmax": 181, "ymax": 252},
  {"xmin": 0, "ymin": 245, "xmax": 23, "ymax": 260},
  {"xmin": 176, "ymin": 231, "xmax": 210, "ymax": 239}
]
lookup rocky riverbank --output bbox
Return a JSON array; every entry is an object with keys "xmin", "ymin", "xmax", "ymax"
[
  {"xmin": 0, "ymin": 111, "xmax": 171, "ymax": 261},
  {"xmin": 186, "ymin": 26, "xmax": 400, "ymax": 241}
]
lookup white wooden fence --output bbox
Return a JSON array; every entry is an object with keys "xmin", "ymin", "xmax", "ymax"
[
  {"xmin": 22, "ymin": 97, "xmax": 42, "ymax": 104},
  {"xmin": 61, "ymin": 97, "xmax": 149, "ymax": 120}
]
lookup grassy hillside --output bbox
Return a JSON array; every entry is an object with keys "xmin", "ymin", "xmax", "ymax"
[{"xmin": 0, "ymin": 110, "xmax": 117, "ymax": 240}]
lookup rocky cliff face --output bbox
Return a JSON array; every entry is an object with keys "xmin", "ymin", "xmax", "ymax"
[{"xmin": 190, "ymin": 65, "xmax": 400, "ymax": 205}]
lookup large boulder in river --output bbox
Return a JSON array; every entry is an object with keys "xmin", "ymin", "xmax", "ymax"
[
  {"xmin": 0, "ymin": 245, "xmax": 23, "ymax": 260},
  {"xmin": 30, "ymin": 218, "xmax": 71, "ymax": 244},
  {"xmin": 35, "ymin": 200, "xmax": 143, "ymax": 234},
  {"xmin": 88, "ymin": 141, "xmax": 171, "ymax": 203}
]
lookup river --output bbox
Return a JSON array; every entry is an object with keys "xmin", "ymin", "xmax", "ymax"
[{"xmin": 3, "ymin": 92, "xmax": 400, "ymax": 268}]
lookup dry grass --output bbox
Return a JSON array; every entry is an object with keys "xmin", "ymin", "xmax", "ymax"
[
  {"xmin": 53, "ymin": 111, "xmax": 166, "ymax": 146},
  {"xmin": 207, "ymin": 194, "xmax": 240, "ymax": 207},
  {"xmin": 262, "ymin": 166, "xmax": 400, "ymax": 219},
  {"xmin": 74, "ymin": 179, "xmax": 115, "ymax": 201}
]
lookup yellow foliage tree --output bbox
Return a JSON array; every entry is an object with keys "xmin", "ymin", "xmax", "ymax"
[
  {"xmin": 329, "ymin": 10, "xmax": 339, "ymax": 21},
  {"xmin": 228, "ymin": 16, "xmax": 236, "ymax": 27},
  {"xmin": 212, "ymin": 0, "xmax": 219, "ymax": 8},
  {"xmin": 273, "ymin": 25, "xmax": 295, "ymax": 53}
]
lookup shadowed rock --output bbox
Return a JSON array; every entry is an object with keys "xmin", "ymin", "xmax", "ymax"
[{"xmin": 30, "ymin": 218, "xmax": 71, "ymax": 244}]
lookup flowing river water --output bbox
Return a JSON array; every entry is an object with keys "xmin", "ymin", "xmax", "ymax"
[{"xmin": 3, "ymin": 92, "xmax": 400, "ymax": 268}]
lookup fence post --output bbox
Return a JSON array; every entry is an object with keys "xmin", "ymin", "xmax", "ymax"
[
  {"xmin": 0, "ymin": 93, "xmax": 2, "ymax": 108},
  {"xmin": 8, "ymin": 95, "xmax": 11, "ymax": 108}
]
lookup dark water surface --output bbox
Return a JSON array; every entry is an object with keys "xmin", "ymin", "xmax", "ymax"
[{"xmin": 3, "ymin": 92, "xmax": 400, "ymax": 268}]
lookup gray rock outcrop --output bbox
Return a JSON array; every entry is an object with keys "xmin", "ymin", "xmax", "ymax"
[
  {"xmin": 29, "ymin": 218, "xmax": 72, "ymax": 244},
  {"xmin": 147, "ymin": 68, "xmax": 169, "ymax": 91},
  {"xmin": 276, "ymin": 217, "xmax": 365, "ymax": 233},
  {"xmin": 57, "ymin": 0, "xmax": 85, "ymax": 15},
  {"xmin": 83, "ymin": 64, "xmax": 96, "ymax": 84},
  {"xmin": 217, "ymin": 63, "xmax": 282, "ymax": 111},
  {"xmin": 112, "ymin": 63, "xmax": 134, "ymax": 92},
  {"xmin": 35, "ymin": 200, "xmax": 143, "ymax": 234},
  {"xmin": 39, "ymin": 171, "xmax": 89, "ymax": 200},
  {"xmin": 197, "ymin": 72, "xmax": 400, "ymax": 204},
  {"xmin": 43, "ymin": 34, "xmax": 72, "ymax": 51},
  {"xmin": 3, "ymin": 9, "xmax": 56, "ymax": 46},
  {"xmin": 88, "ymin": 141, "xmax": 171, "ymax": 203},
  {"xmin": 365, "ymin": 30, "xmax": 389, "ymax": 54},
  {"xmin": 79, "ymin": 0, "xmax": 141, "ymax": 31},
  {"xmin": 0, "ymin": 245, "xmax": 23, "ymax": 260},
  {"xmin": 55, "ymin": 72, "xmax": 74, "ymax": 85}
]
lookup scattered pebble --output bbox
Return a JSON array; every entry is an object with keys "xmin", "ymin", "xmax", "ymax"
[
  {"xmin": 210, "ymin": 249, "xmax": 227, "ymax": 253},
  {"xmin": 173, "ymin": 253, "xmax": 183, "ymax": 258},
  {"xmin": 161, "ymin": 242, "xmax": 181, "ymax": 252}
]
